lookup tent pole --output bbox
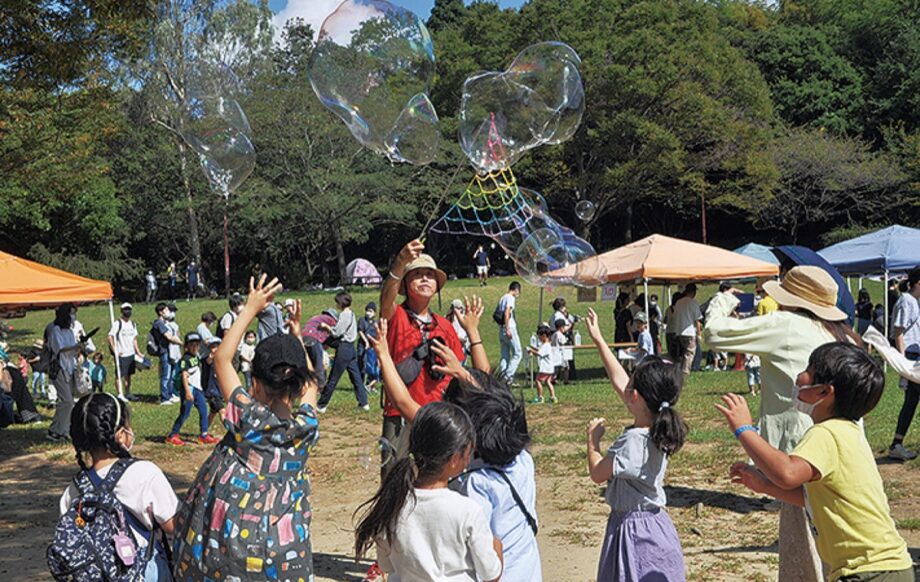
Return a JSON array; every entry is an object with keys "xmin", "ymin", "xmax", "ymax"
[
  {"xmin": 538, "ymin": 287, "xmax": 544, "ymax": 324},
  {"xmin": 643, "ymin": 278, "xmax": 650, "ymax": 324},
  {"xmin": 846, "ymin": 276, "xmax": 852, "ymax": 294},
  {"xmin": 884, "ymin": 271, "xmax": 889, "ymax": 339},
  {"xmin": 108, "ymin": 300, "xmax": 124, "ymax": 398}
]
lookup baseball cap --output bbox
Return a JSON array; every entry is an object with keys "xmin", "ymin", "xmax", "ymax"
[
  {"xmin": 120, "ymin": 302, "xmax": 132, "ymax": 310},
  {"xmin": 283, "ymin": 298, "xmax": 295, "ymax": 308},
  {"xmin": 252, "ymin": 334, "xmax": 309, "ymax": 379},
  {"xmin": 365, "ymin": 302, "xmax": 377, "ymax": 312},
  {"xmin": 184, "ymin": 332, "xmax": 202, "ymax": 344},
  {"xmin": 634, "ymin": 311, "xmax": 648, "ymax": 323},
  {"xmin": 450, "ymin": 299, "xmax": 465, "ymax": 311}
]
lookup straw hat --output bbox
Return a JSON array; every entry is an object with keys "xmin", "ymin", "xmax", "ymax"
[
  {"xmin": 763, "ymin": 266, "xmax": 845, "ymax": 321},
  {"xmin": 399, "ymin": 254, "xmax": 447, "ymax": 296}
]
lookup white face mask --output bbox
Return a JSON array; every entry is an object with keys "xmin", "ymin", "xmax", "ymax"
[
  {"xmin": 792, "ymin": 383, "xmax": 826, "ymax": 416},
  {"xmin": 167, "ymin": 311, "xmax": 176, "ymax": 321}
]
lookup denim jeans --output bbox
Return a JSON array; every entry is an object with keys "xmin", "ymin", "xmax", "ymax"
[
  {"xmin": 498, "ymin": 326, "xmax": 523, "ymax": 382},
  {"xmin": 158, "ymin": 353, "xmax": 174, "ymax": 403},
  {"xmin": 318, "ymin": 341, "xmax": 367, "ymax": 408},
  {"xmin": 169, "ymin": 387, "xmax": 208, "ymax": 436},
  {"xmin": 31, "ymin": 371, "xmax": 46, "ymax": 396}
]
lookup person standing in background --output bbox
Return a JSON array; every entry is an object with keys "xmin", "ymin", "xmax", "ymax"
[
  {"xmin": 497, "ymin": 282, "xmax": 523, "ymax": 385},
  {"xmin": 888, "ymin": 267, "xmax": 920, "ymax": 461},
  {"xmin": 167, "ymin": 262, "xmax": 177, "ymax": 300},
  {"xmin": 473, "ymin": 244, "xmax": 490, "ymax": 287},
  {"xmin": 145, "ymin": 270, "xmax": 158, "ymax": 303},
  {"xmin": 186, "ymin": 261, "xmax": 199, "ymax": 301},
  {"xmin": 107, "ymin": 302, "xmax": 142, "ymax": 402}
]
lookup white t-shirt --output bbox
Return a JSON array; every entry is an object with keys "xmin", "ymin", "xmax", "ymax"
[
  {"xmin": 892, "ymin": 293, "xmax": 920, "ymax": 355},
  {"xmin": 551, "ymin": 331, "xmax": 567, "ymax": 367},
  {"xmin": 108, "ymin": 318, "xmax": 138, "ymax": 357},
  {"xmin": 167, "ymin": 321, "xmax": 181, "ymax": 362},
  {"xmin": 376, "ymin": 488, "xmax": 502, "ymax": 582},
  {"xmin": 670, "ymin": 296, "xmax": 702, "ymax": 337},
  {"xmin": 498, "ymin": 294, "xmax": 517, "ymax": 330},
  {"xmin": 239, "ymin": 342, "xmax": 255, "ymax": 373},
  {"xmin": 536, "ymin": 343, "xmax": 554, "ymax": 375},
  {"xmin": 59, "ymin": 460, "xmax": 179, "ymax": 547}
]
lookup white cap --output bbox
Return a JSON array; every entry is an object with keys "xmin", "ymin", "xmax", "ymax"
[
  {"xmin": 120, "ymin": 302, "xmax": 133, "ymax": 310},
  {"xmin": 284, "ymin": 298, "xmax": 295, "ymax": 308}
]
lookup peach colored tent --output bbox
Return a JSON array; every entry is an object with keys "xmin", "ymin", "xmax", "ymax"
[
  {"xmin": 0, "ymin": 250, "xmax": 112, "ymax": 307},
  {"xmin": 595, "ymin": 234, "xmax": 779, "ymax": 283}
]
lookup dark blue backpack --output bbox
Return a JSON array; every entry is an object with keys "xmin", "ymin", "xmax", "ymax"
[{"xmin": 47, "ymin": 459, "xmax": 158, "ymax": 581}]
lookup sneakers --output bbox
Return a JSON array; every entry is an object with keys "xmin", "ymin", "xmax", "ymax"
[
  {"xmin": 124, "ymin": 394, "xmax": 139, "ymax": 402},
  {"xmin": 888, "ymin": 444, "xmax": 918, "ymax": 461},
  {"xmin": 316, "ymin": 406, "xmax": 327, "ymax": 413},
  {"xmin": 530, "ymin": 396, "xmax": 544, "ymax": 404},
  {"xmin": 165, "ymin": 434, "xmax": 185, "ymax": 446},
  {"xmin": 548, "ymin": 396, "xmax": 558, "ymax": 404},
  {"xmin": 198, "ymin": 434, "xmax": 220, "ymax": 445},
  {"xmin": 46, "ymin": 431, "xmax": 70, "ymax": 444},
  {"xmin": 169, "ymin": 395, "xmax": 181, "ymax": 403},
  {"xmin": 359, "ymin": 404, "xmax": 371, "ymax": 412},
  {"xmin": 159, "ymin": 399, "xmax": 175, "ymax": 406},
  {"xmin": 363, "ymin": 562, "xmax": 384, "ymax": 582}
]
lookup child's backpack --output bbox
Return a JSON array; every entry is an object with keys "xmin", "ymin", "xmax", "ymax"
[{"xmin": 47, "ymin": 459, "xmax": 161, "ymax": 581}]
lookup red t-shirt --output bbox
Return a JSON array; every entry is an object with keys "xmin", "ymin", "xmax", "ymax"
[{"xmin": 383, "ymin": 303, "xmax": 464, "ymax": 417}]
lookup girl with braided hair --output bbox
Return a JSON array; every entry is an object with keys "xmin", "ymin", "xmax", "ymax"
[{"xmin": 59, "ymin": 393, "xmax": 178, "ymax": 580}]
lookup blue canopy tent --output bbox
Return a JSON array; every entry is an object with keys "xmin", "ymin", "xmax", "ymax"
[
  {"xmin": 733, "ymin": 243, "xmax": 780, "ymax": 265},
  {"xmin": 817, "ymin": 225, "xmax": 920, "ymax": 337},
  {"xmin": 772, "ymin": 245, "xmax": 856, "ymax": 326}
]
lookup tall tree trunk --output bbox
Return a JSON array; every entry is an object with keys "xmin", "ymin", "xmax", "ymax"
[
  {"xmin": 177, "ymin": 140, "xmax": 203, "ymax": 269},
  {"xmin": 332, "ymin": 222, "xmax": 347, "ymax": 285},
  {"xmin": 624, "ymin": 200, "xmax": 634, "ymax": 243}
]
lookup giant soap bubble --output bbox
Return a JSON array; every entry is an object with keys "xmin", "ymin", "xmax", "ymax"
[
  {"xmin": 459, "ymin": 42, "xmax": 585, "ymax": 173},
  {"xmin": 180, "ymin": 61, "xmax": 255, "ymax": 196},
  {"xmin": 308, "ymin": 0, "xmax": 439, "ymax": 165}
]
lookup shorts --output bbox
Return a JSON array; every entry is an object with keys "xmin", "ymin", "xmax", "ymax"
[
  {"xmin": 476, "ymin": 265, "xmax": 488, "ymax": 275},
  {"xmin": 118, "ymin": 356, "xmax": 136, "ymax": 377},
  {"xmin": 537, "ymin": 373, "xmax": 554, "ymax": 382},
  {"xmin": 746, "ymin": 366, "xmax": 761, "ymax": 386},
  {"xmin": 206, "ymin": 392, "xmax": 225, "ymax": 414}
]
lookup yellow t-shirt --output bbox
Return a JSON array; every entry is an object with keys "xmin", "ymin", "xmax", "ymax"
[
  {"xmin": 792, "ymin": 419, "xmax": 912, "ymax": 581},
  {"xmin": 756, "ymin": 295, "xmax": 779, "ymax": 316}
]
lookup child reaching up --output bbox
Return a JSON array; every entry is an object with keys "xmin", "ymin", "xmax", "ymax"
[
  {"xmin": 528, "ymin": 325, "xmax": 557, "ymax": 404},
  {"xmin": 717, "ymin": 342, "xmax": 912, "ymax": 582},
  {"xmin": 172, "ymin": 276, "xmax": 320, "ymax": 581},
  {"xmin": 53, "ymin": 393, "xmax": 177, "ymax": 581},
  {"xmin": 164, "ymin": 333, "xmax": 218, "ymax": 446},
  {"xmin": 354, "ymin": 401, "xmax": 504, "ymax": 582},
  {"xmin": 584, "ymin": 308, "xmax": 688, "ymax": 582}
]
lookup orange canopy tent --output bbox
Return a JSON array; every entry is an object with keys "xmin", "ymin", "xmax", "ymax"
[
  {"xmin": 0, "ymin": 250, "xmax": 112, "ymax": 307},
  {"xmin": 594, "ymin": 234, "xmax": 779, "ymax": 283}
]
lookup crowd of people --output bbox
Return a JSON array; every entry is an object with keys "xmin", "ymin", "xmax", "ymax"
[{"xmin": 0, "ymin": 237, "xmax": 914, "ymax": 582}]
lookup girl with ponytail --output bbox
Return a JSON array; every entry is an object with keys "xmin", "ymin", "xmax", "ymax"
[
  {"xmin": 60, "ymin": 393, "xmax": 179, "ymax": 580},
  {"xmin": 584, "ymin": 309, "xmax": 687, "ymax": 582},
  {"xmin": 354, "ymin": 401, "xmax": 503, "ymax": 582}
]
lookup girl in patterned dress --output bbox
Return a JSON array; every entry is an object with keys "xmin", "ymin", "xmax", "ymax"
[{"xmin": 172, "ymin": 276, "xmax": 320, "ymax": 581}]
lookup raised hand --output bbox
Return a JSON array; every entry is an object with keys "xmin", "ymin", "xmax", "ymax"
[
  {"xmin": 288, "ymin": 299, "xmax": 303, "ymax": 338},
  {"xmin": 585, "ymin": 308, "xmax": 604, "ymax": 343},
  {"xmin": 246, "ymin": 274, "xmax": 283, "ymax": 314},
  {"xmin": 729, "ymin": 462, "xmax": 771, "ymax": 495},
  {"xmin": 391, "ymin": 239, "xmax": 425, "ymax": 277},
  {"xmin": 715, "ymin": 393, "xmax": 754, "ymax": 433},
  {"xmin": 369, "ymin": 319, "xmax": 390, "ymax": 357},
  {"xmin": 430, "ymin": 340, "xmax": 471, "ymax": 383},
  {"xmin": 587, "ymin": 417, "xmax": 607, "ymax": 443},
  {"xmin": 457, "ymin": 295, "xmax": 483, "ymax": 333}
]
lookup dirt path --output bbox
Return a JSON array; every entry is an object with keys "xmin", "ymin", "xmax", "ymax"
[{"xmin": 2, "ymin": 414, "xmax": 917, "ymax": 581}]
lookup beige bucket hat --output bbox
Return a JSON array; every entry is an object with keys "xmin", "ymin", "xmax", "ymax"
[
  {"xmin": 399, "ymin": 254, "xmax": 447, "ymax": 296},
  {"xmin": 762, "ymin": 266, "xmax": 846, "ymax": 321}
]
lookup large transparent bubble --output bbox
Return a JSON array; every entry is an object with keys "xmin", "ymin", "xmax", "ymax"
[
  {"xmin": 180, "ymin": 62, "xmax": 255, "ymax": 196},
  {"xmin": 459, "ymin": 42, "xmax": 584, "ymax": 173},
  {"xmin": 308, "ymin": 0, "xmax": 439, "ymax": 165}
]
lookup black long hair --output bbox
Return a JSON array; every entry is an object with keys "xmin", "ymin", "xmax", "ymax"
[
  {"xmin": 70, "ymin": 393, "xmax": 131, "ymax": 471},
  {"xmin": 54, "ymin": 303, "xmax": 74, "ymax": 330},
  {"xmin": 631, "ymin": 356, "xmax": 688, "ymax": 455},
  {"xmin": 354, "ymin": 402, "xmax": 474, "ymax": 558},
  {"xmin": 444, "ymin": 370, "xmax": 530, "ymax": 466}
]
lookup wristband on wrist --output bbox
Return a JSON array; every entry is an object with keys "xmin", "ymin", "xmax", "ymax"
[
  {"xmin": 388, "ymin": 271, "xmax": 402, "ymax": 281},
  {"xmin": 734, "ymin": 424, "xmax": 758, "ymax": 439},
  {"xmin": 469, "ymin": 341, "xmax": 483, "ymax": 347}
]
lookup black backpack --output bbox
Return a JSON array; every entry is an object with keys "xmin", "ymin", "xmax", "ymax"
[
  {"xmin": 38, "ymin": 327, "xmax": 58, "ymax": 378},
  {"xmin": 215, "ymin": 311, "xmax": 236, "ymax": 339},
  {"xmin": 492, "ymin": 302, "xmax": 506, "ymax": 326}
]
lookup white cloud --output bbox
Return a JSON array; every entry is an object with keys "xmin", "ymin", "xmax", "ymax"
[{"xmin": 271, "ymin": 0, "xmax": 343, "ymax": 42}]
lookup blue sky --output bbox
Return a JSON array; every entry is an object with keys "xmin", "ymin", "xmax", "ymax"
[{"xmin": 270, "ymin": 0, "xmax": 526, "ymax": 30}]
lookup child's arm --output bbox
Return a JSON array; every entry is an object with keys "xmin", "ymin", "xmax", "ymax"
[
  {"xmin": 456, "ymin": 295, "xmax": 490, "ymax": 373},
  {"xmin": 370, "ymin": 319, "xmax": 420, "ymax": 422},
  {"xmin": 182, "ymin": 368, "xmax": 192, "ymax": 401},
  {"xmin": 585, "ymin": 309, "xmax": 630, "ymax": 402},
  {"xmin": 715, "ymin": 393, "xmax": 819, "ymax": 490},
  {"xmin": 215, "ymin": 275, "xmax": 282, "ymax": 402},
  {"xmin": 586, "ymin": 418, "xmax": 614, "ymax": 484},
  {"xmin": 431, "ymin": 341, "xmax": 476, "ymax": 386},
  {"xmin": 486, "ymin": 537, "xmax": 503, "ymax": 582},
  {"xmin": 284, "ymin": 299, "xmax": 319, "ymax": 408},
  {"xmin": 380, "ymin": 239, "xmax": 424, "ymax": 320},
  {"xmin": 729, "ymin": 463, "xmax": 805, "ymax": 506}
]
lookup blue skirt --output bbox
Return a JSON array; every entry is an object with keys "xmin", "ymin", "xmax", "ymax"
[{"xmin": 597, "ymin": 509, "xmax": 686, "ymax": 582}]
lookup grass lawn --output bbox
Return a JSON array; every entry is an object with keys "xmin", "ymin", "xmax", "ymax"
[{"xmin": 0, "ymin": 275, "xmax": 917, "ymax": 581}]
